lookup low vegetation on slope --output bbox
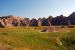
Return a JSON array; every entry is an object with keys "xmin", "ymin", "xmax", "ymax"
[{"xmin": 0, "ymin": 27, "xmax": 75, "ymax": 50}]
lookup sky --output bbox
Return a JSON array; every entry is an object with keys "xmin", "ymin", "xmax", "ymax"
[{"xmin": 0, "ymin": 0, "xmax": 75, "ymax": 19}]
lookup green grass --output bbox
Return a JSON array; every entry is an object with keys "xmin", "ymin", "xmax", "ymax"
[{"xmin": 0, "ymin": 27, "xmax": 74, "ymax": 50}]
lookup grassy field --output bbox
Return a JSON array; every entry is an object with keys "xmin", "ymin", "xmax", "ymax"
[{"xmin": 0, "ymin": 27, "xmax": 75, "ymax": 50}]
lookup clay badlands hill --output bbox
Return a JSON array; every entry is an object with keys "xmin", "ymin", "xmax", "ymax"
[
  {"xmin": 0, "ymin": 15, "xmax": 29, "ymax": 27},
  {"xmin": 0, "ymin": 12, "xmax": 75, "ymax": 27}
]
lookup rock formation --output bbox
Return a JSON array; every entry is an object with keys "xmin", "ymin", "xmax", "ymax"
[
  {"xmin": 38, "ymin": 18, "xmax": 42, "ymax": 27},
  {"xmin": 46, "ymin": 19, "xmax": 57, "ymax": 32},
  {"xmin": 0, "ymin": 12, "xmax": 75, "ymax": 28},
  {"xmin": 41, "ymin": 18, "xmax": 57, "ymax": 32}
]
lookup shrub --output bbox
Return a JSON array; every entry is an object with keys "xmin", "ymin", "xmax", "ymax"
[{"xmin": 2, "ymin": 33, "xmax": 9, "ymax": 35}]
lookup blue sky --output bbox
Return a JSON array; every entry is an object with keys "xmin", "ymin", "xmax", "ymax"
[{"xmin": 0, "ymin": 0, "xmax": 75, "ymax": 18}]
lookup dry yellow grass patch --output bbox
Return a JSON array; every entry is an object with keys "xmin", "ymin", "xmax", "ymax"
[{"xmin": 13, "ymin": 47, "xmax": 30, "ymax": 50}]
